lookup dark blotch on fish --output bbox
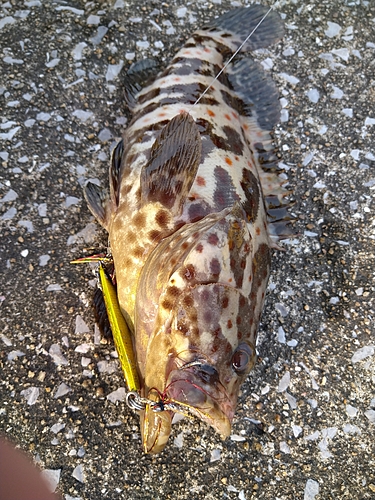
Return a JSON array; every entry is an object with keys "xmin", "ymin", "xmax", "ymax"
[
  {"xmin": 240, "ymin": 168, "xmax": 260, "ymax": 222},
  {"xmin": 213, "ymin": 165, "xmax": 239, "ymax": 211}
]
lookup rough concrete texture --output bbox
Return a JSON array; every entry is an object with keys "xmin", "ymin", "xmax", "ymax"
[{"xmin": 1, "ymin": 0, "xmax": 374, "ymax": 499}]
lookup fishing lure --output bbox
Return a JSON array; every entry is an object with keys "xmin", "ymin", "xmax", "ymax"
[{"xmin": 98, "ymin": 264, "xmax": 140, "ymax": 393}]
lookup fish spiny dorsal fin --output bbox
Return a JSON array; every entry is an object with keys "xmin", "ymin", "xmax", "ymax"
[
  {"xmin": 109, "ymin": 138, "xmax": 123, "ymax": 207},
  {"xmin": 140, "ymin": 112, "xmax": 202, "ymax": 215}
]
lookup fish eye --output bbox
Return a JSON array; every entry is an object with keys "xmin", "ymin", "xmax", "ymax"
[{"xmin": 231, "ymin": 343, "xmax": 255, "ymax": 373}]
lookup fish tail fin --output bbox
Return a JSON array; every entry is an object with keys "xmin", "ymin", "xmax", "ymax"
[{"xmin": 202, "ymin": 5, "xmax": 284, "ymax": 52}]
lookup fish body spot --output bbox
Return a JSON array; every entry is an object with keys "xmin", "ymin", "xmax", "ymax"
[
  {"xmin": 155, "ymin": 209, "xmax": 171, "ymax": 228},
  {"xmin": 182, "ymin": 264, "xmax": 196, "ymax": 281},
  {"xmin": 148, "ymin": 229, "xmax": 162, "ymax": 241},
  {"xmin": 210, "ymin": 258, "xmax": 221, "ymax": 275},
  {"xmin": 133, "ymin": 212, "xmax": 146, "ymax": 227},
  {"xmin": 182, "ymin": 295, "xmax": 194, "ymax": 308},
  {"xmin": 207, "ymin": 233, "xmax": 219, "ymax": 246},
  {"xmin": 196, "ymin": 176, "xmax": 206, "ymax": 187}
]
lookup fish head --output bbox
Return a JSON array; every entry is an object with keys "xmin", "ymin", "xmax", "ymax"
[
  {"xmin": 136, "ymin": 209, "xmax": 271, "ymax": 453},
  {"xmin": 139, "ymin": 283, "xmax": 260, "ymax": 453},
  {"xmin": 166, "ymin": 284, "xmax": 257, "ymax": 427}
]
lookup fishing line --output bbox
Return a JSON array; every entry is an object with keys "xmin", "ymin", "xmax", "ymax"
[{"xmin": 191, "ymin": 1, "xmax": 280, "ymax": 111}]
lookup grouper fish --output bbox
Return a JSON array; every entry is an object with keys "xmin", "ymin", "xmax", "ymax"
[{"xmin": 84, "ymin": 4, "xmax": 288, "ymax": 453}]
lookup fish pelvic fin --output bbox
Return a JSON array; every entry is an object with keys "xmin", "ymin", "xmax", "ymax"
[
  {"xmin": 109, "ymin": 138, "xmax": 124, "ymax": 208},
  {"xmin": 84, "ymin": 181, "xmax": 111, "ymax": 229}
]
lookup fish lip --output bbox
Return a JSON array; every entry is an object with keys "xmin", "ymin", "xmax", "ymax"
[{"xmin": 165, "ymin": 365, "xmax": 234, "ymax": 437}]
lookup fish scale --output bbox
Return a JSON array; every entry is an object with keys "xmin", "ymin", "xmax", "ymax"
[{"xmin": 84, "ymin": 4, "xmax": 288, "ymax": 454}]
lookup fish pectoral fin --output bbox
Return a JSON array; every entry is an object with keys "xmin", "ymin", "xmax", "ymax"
[
  {"xmin": 140, "ymin": 111, "xmax": 202, "ymax": 215},
  {"xmin": 124, "ymin": 58, "xmax": 159, "ymax": 110},
  {"xmin": 84, "ymin": 181, "xmax": 110, "ymax": 228}
]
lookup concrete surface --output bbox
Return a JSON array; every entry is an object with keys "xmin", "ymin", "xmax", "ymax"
[{"xmin": 1, "ymin": 0, "xmax": 374, "ymax": 499}]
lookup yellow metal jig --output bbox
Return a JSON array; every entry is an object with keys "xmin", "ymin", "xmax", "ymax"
[
  {"xmin": 70, "ymin": 254, "xmax": 113, "ymax": 265},
  {"xmin": 98, "ymin": 264, "xmax": 140, "ymax": 393}
]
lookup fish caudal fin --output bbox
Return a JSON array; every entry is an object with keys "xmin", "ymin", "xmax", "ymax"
[{"xmin": 202, "ymin": 4, "xmax": 284, "ymax": 51}]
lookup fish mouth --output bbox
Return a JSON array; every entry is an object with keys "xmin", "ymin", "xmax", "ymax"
[
  {"xmin": 164, "ymin": 364, "xmax": 234, "ymax": 438},
  {"xmin": 140, "ymin": 365, "xmax": 233, "ymax": 453}
]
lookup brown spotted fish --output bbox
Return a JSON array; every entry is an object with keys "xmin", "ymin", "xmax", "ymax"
[{"xmin": 85, "ymin": 5, "xmax": 288, "ymax": 453}]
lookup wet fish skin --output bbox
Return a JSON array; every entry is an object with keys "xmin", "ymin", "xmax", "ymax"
[{"xmin": 85, "ymin": 5, "xmax": 286, "ymax": 453}]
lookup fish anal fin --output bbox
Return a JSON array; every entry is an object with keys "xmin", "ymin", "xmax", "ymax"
[
  {"xmin": 141, "ymin": 112, "xmax": 202, "ymax": 215},
  {"xmin": 124, "ymin": 59, "xmax": 159, "ymax": 110}
]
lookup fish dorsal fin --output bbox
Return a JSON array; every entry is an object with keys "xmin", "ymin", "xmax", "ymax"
[
  {"xmin": 124, "ymin": 58, "xmax": 159, "ymax": 110},
  {"xmin": 227, "ymin": 57, "xmax": 281, "ymax": 131},
  {"xmin": 109, "ymin": 138, "xmax": 123, "ymax": 207},
  {"xmin": 140, "ymin": 112, "xmax": 202, "ymax": 215}
]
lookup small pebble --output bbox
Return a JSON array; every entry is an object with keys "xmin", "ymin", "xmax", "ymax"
[{"xmin": 304, "ymin": 479, "xmax": 319, "ymax": 500}]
